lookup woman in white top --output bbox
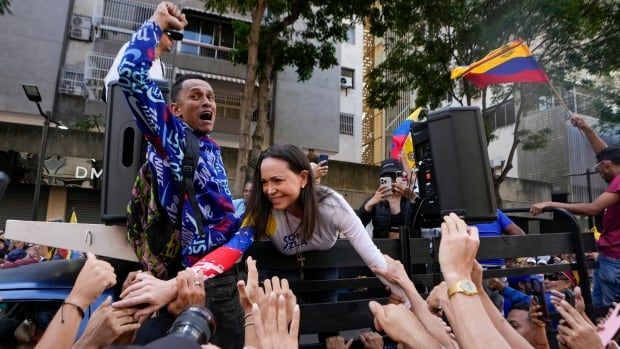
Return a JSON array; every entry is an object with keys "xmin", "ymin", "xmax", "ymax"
[{"xmin": 244, "ymin": 144, "xmax": 407, "ymax": 303}]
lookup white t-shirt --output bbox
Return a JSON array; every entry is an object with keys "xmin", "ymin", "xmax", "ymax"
[
  {"xmin": 265, "ymin": 189, "xmax": 409, "ymax": 305},
  {"xmin": 104, "ymin": 42, "xmax": 165, "ymax": 88}
]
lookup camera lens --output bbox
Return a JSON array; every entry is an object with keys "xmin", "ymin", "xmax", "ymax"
[{"xmin": 167, "ymin": 306, "xmax": 216, "ymax": 344}]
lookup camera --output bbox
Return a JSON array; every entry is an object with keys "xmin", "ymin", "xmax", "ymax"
[{"xmin": 166, "ymin": 306, "xmax": 216, "ymax": 345}]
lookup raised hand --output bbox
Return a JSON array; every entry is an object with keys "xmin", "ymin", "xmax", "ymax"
[
  {"xmin": 66, "ymin": 253, "xmax": 116, "ymax": 310},
  {"xmin": 368, "ymin": 301, "xmax": 439, "ymax": 348},
  {"xmin": 252, "ymin": 294, "xmax": 300, "ymax": 349},
  {"xmin": 555, "ymin": 299, "xmax": 603, "ymax": 349},
  {"xmin": 325, "ymin": 336, "xmax": 354, "ymax": 349},
  {"xmin": 359, "ymin": 331, "xmax": 384, "ymax": 349},
  {"xmin": 112, "ymin": 272, "xmax": 177, "ymax": 319},
  {"xmin": 167, "ymin": 268, "xmax": 206, "ymax": 317},
  {"xmin": 438, "ymin": 213, "xmax": 480, "ymax": 284},
  {"xmin": 73, "ymin": 296, "xmax": 141, "ymax": 349},
  {"xmin": 149, "ymin": 2, "xmax": 188, "ymax": 32}
]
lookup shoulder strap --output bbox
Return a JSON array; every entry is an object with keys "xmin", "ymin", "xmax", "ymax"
[{"xmin": 182, "ymin": 131, "xmax": 205, "ymax": 237}]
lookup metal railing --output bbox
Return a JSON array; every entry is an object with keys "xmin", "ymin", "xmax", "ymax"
[
  {"xmin": 83, "ymin": 51, "xmax": 173, "ymax": 101},
  {"xmin": 180, "ymin": 39, "xmax": 234, "ymax": 61},
  {"xmin": 59, "ymin": 67, "xmax": 85, "ymax": 97},
  {"xmin": 340, "ymin": 112, "xmax": 355, "ymax": 135}
]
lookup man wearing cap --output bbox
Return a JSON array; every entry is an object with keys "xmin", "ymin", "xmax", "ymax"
[
  {"xmin": 102, "ymin": 26, "xmax": 183, "ymax": 100},
  {"xmin": 531, "ymin": 147, "xmax": 620, "ymax": 306},
  {"xmin": 357, "ymin": 159, "xmax": 418, "ymax": 239}
]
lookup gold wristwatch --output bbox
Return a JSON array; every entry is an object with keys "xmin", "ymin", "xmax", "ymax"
[{"xmin": 447, "ymin": 279, "xmax": 478, "ymax": 299}]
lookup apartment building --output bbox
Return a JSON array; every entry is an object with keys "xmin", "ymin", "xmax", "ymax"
[{"xmin": 0, "ymin": 0, "xmax": 364, "ymax": 226}]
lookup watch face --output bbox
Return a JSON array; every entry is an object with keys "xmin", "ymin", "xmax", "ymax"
[{"xmin": 461, "ymin": 280, "xmax": 477, "ymax": 293}]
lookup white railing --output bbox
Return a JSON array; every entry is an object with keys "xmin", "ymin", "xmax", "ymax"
[
  {"xmin": 97, "ymin": 0, "xmax": 154, "ymax": 31},
  {"xmin": 84, "ymin": 51, "xmax": 173, "ymax": 100},
  {"xmin": 59, "ymin": 67, "xmax": 85, "ymax": 97}
]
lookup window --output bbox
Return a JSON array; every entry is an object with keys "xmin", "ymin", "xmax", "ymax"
[
  {"xmin": 180, "ymin": 14, "xmax": 235, "ymax": 61},
  {"xmin": 341, "ymin": 68, "xmax": 354, "ymax": 89},
  {"xmin": 346, "ymin": 25, "xmax": 355, "ymax": 45},
  {"xmin": 340, "ymin": 113, "xmax": 354, "ymax": 135}
]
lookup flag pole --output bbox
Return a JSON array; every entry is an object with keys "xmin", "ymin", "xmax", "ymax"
[{"xmin": 546, "ymin": 79, "xmax": 572, "ymax": 119}]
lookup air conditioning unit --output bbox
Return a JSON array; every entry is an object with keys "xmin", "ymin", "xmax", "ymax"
[
  {"xmin": 61, "ymin": 80, "xmax": 84, "ymax": 97},
  {"xmin": 70, "ymin": 14, "xmax": 93, "ymax": 42},
  {"xmin": 340, "ymin": 76, "xmax": 353, "ymax": 89}
]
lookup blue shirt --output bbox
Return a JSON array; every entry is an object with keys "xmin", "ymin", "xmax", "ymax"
[
  {"xmin": 232, "ymin": 198, "xmax": 246, "ymax": 218},
  {"xmin": 475, "ymin": 209, "xmax": 514, "ymax": 267}
]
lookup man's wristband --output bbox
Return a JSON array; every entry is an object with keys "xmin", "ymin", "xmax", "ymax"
[{"xmin": 62, "ymin": 301, "xmax": 85, "ymax": 323}]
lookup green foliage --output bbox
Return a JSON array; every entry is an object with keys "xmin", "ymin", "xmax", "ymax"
[
  {"xmin": 72, "ymin": 114, "xmax": 104, "ymax": 132},
  {"xmin": 0, "ymin": 0, "xmax": 11, "ymax": 15},
  {"xmin": 366, "ymin": 0, "xmax": 620, "ymax": 110},
  {"xmin": 518, "ymin": 128, "xmax": 552, "ymax": 151},
  {"xmin": 204, "ymin": 0, "xmax": 377, "ymax": 81}
]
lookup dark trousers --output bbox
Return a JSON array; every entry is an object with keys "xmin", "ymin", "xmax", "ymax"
[{"xmin": 204, "ymin": 266, "xmax": 244, "ymax": 349}]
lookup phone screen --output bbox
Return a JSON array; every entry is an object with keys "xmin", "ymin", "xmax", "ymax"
[{"xmin": 318, "ymin": 154, "xmax": 328, "ymax": 164}]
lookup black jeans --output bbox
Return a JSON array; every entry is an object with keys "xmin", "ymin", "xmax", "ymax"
[{"xmin": 204, "ymin": 266, "xmax": 244, "ymax": 349}]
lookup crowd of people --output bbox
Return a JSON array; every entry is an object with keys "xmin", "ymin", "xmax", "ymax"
[{"xmin": 1, "ymin": 1, "xmax": 619, "ymax": 348}]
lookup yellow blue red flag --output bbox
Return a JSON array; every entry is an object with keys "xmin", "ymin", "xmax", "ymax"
[
  {"xmin": 451, "ymin": 40, "xmax": 549, "ymax": 88},
  {"xmin": 391, "ymin": 107, "xmax": 422, "ymax": 170}
]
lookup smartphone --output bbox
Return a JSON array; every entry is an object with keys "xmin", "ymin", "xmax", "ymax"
[
  {"xmin": 531, "ymin": 279, "xmax": 550, "ymax": 323},
  {"xmin": 599, "ymin": 302, "xmax": 620, "ymax": 346},
  {"xmin": 380, "ymin": 177, "xmax": 392, "ymax": 191},
  {"xmin": 318, "ymin": 154, "xmax": 328, "ymax": 165}
]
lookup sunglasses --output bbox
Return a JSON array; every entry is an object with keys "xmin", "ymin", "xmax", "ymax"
[
  {"xmin": 593, "ymin": 160, "xmax": 610, "ymax": 172},
  {"xmin": 544, "ymin": 273, "xmax": 569, "ymax": 281},
  {"xmin": 164, "ymin": 30, "xmax": 184, "ymax": 41}
]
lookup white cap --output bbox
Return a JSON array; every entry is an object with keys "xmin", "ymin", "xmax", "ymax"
[{"xmin": 526, "ymin": 257, "xmax": 536, "ymax": 264}]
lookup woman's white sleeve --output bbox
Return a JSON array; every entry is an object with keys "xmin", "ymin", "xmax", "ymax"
[{"xmin": 336, "ymin": 202, "xmax": 411, "ymax": 308}]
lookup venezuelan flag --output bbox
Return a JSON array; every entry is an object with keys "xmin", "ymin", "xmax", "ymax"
[
  {"xmin": 451, "ymin": 40, "xmax": 549, "ymax": 88},
  {"xmin": 391, "ymin": 108, "xmax": 423, "ymax": 170}
]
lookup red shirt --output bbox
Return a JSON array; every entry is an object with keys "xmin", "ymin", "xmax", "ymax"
[{"xmin": 598, "ymin": 175, "xmax": 620, "ymax": 259}]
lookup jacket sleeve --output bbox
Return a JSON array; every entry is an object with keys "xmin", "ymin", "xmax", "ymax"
[
  {"xmin": 336, "ymin": 198, "xmax": 410, "ymax": 308},
  {"xmin": 356, "ymin": 197, "xmax": 374, "ymax": 226},
  {"xmin": 190, "ymin": 221, "xmax": 256, "ymax": 279},
  {"xmin": 117, "ymin": 20, "xmax": 184, "ymax": 160}
]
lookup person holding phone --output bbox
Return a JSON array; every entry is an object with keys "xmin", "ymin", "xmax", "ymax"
[
  {"xmin": 309, "ymin": 154, "xmax": 329, "ymax": 184},
  {"xmin": 357, "ymin": 159, "xmax": 418, "ymax": 239}
]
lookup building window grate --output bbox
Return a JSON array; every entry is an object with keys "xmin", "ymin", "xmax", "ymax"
[{"xmin": 340, "ymin": 113, "xmax": 354, "ymax": 135}]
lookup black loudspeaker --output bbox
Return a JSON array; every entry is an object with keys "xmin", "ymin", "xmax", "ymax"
[
  {"xmin": 101, "ymin": 80, "xmax": 171, "ymax": 224},
  {"xmin": 411, "ymin": 107, "xmax": 497, "ymax": 225}
]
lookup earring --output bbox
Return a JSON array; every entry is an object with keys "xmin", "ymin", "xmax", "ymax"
[{"xmin": 301, "ymin": 185, "xmax": 305, "ymax": 189}]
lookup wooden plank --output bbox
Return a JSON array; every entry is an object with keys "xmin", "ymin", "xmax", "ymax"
[{"xmin": 4, "ymin": 220, "xmax": 138, "ymax": 262}]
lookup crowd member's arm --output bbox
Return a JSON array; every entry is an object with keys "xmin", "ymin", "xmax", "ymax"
[
  {"xmin": 72, "ymin": 297, "xmax": 140, "ymax": 349},
  {"xmin": 554, "ymin": 299, "xmax": 604, "ymax": 349},
  {"xmin": 439, "ymin": 213, "xmax": 510, "ymax": 349},
  {"xmin": 497, "ymin": 210, "xmax": 526, "ymax": 236},
  {"xmin": 372, "ymin": 255, "xmax": 455, "ymax": 348},
  {"xmin": 251, "ymin": 293, "xmax": 300, "ymax": 349},
  {"xmin": 531, "ymin": 191, "xmax": 620, "ymax": 217},
  {"xmin": 470, "ymin": 261, "xmax": 534, "ymax": 349},
  {"xmin": 529, "ymin": 296, "xmax": 550, "ymax": 349},
  {"xmin": 114, "ymin": 223, "xmax": 256, "ymax": 315},
  {"xmin": 35, "ymin": 253, "xmax": 116, "ymax": 349},
  {"xmin": 167, "ymin": 269, "xmax": 206, "ymax": 316},
  {"xmin": 570, "ymin": 115, "xmax": 608, "ymax": 154},
  {"xmin": 368, "ymin": 301, "xmax": 440, "ymax": 349},
  {"xmin": 334, "ymin": 200, "xmax": 409, "ymax": 305},
  {"xmin": 357, "ymin": 186, "xmax": 391, "ymax": 222}
]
